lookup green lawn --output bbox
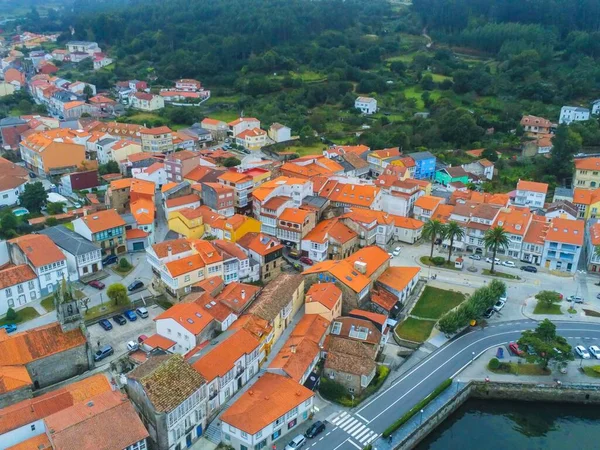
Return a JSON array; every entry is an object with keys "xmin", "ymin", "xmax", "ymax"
[
  {"xmin": 533, "ymin": 303, "xmax": 563, "ymax": 315},
  {"xmin": 386, "ymin": 52, "xmax": 418, "ymax": 63},
  {"xmin": 402, "ymin": 86, "xmax": 442, "ymax": 109},
  {"xmin": 410, "ymin": 286, "xmax": 466, "ymax": 320},
  {"xmin": 63, "ymin": 222, "xmax": 74, "ymax": 231},
  {"xmin": 0, "ymin": 307, "xmax": 40, "ymax": 326},
  {"xmin": 83, "ymin": 301, "xmax": 130, "ymax": 321},
  {"xmin": 583, "ymin": 366, "xmax": 600, "ymax": 378},
  {"xmin": 419, "ymin": 256, "xmax": 460, "ymax": 271},
  {"xmin": 203, "ymin": 109, "xmax": 239, "ymax": 123},
  {"xmin": 41, "ymin": 296, "xmax": 55, "ymax": 312},
  {"xmin": 206, "ymin": 94, "xmax": 241, "ymax": 104},
  {"xmin": 482, "ymin": 269, "xmax": 521, "ymax": 280},
  {"xmin": 395, "ymin": 317, "xmax": 436, "ymax": 343},
  {"xmin": 431, "ymin": 74, "xmax": 453, "ymax": 82},
  {"xmin": 279, "ymin": 143, "xmax": 326, "ymax": 156},
  {"xmin": 489, "ymin": 361, "xmax": 551, "ymax": 376},
  {"xmin": 126, "ymin": 113, "xmax": 163, "ymax": 123}
]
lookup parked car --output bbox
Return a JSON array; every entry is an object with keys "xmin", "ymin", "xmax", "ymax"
[
  {"xmin": 288, "ymin": 248, "xmax": 300, "ymax": 259},
  {"xmin": 99, "ymin": 319, "xmax": 113, "ymax": 331},
  {"xmin": 123, "ymin": 310, "xmax": 137, "ymax": 322},
  {"xmin": 292, "ymin": 262, "xmax": 303, "ymax": 271},
  {"xmin": 483, "ymin": 307, "xmax": 495, "ymax": 319},
  {"xmin": 502, "ymin": 260, "xmax": 516, "ymax": 268},
  {"xmin": 575, "ymin": 345, "xmax": 591, "ymax": 359},
  {"xmin": 0, "ymin": 324, "xmax": 17, "ymax": 333},
  {"xmin": 434, "ymin": 238, "xmax": 442, "ymax": 245},
  {"xmin": 127, "ymin": 341, "xmax": 139, "ymax": 352},
  {"xmin": 285, "ymin": 435, "xmax": 306, "ymax": 450},
  {"xmin": 94, "ymin": 345, "xmax": 114, "ymax": 362},
  {"xmin": 493, "ymin": 299, "xmax": 506, "ymax": 312},
  {"xmin": 567, "ymin": 295, "xmax": 584, "ymax": 303},
  {"xmin": 88, "ymin": 280, "xmax": 105, "ymax": 290},
  {"xmin": 485, "ymin": 257, "xmax": 501, "ymax": 264},
  {"xmin": 138, "ymin": 334, "xmax": 148, "ymax": 343},
  {"xmin": 305, "ymin": 421, "xmax": 326, "ymax": 438},
  {"xmin": 500, "ymin": 293, "xmax": 508, "ymax": 302},
  {"xmin": 393, "ymin": 246, "xmax": 401, "ymax": 256},
  {"xmin": 589, "ymin": 345, "xmax": 600, "ymax": 359},
  {"xmin": 520, "ymin": 265, "xmax": 538, "ymax": 273},
  {"xmin": 468, "ymin": 254, "xmax": 481, "ymax": 260},
  {"xmin": 508, "ymin": 341, "xmax": 524, "ymax": 356},
  {"xmin": 136, "ymin": 307, "xmax": 149, "ymax": 318},
  {"xmin": 299, "ymin": 256, "xmax": 314, "ymax": 266},
  {"xmin": 597, "ymin": 293, "xmax": 600, "ymax": 300},
  {"xmin": 102, "ymin": 255, "xmax": 118, "ymax": 266},
  {"xmin": 113, "ymin": 314, "xmax": 127, "ymax": 326},
  {"xmin": 29, "ymin": 172, "xmax": 37, "ymax": 178},
  {"xmin": 128, "ymin": 280, "xmax": 144, "ymax": 292}
]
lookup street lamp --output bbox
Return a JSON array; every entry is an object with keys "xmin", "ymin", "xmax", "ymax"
[
  {"xmin": 100, "ymin": 292, "xmax": 104, "ymax": 305},
  {"xmin": 456, "ymin": 379, "xmax": 460, "ymax": 393},
  {"xmin": 351, "ymin": 394, "xmax": 354, "ymax": 408},
  {"xmin": 420, "ymin": 409, "xmax": 424, "ymax": 425},
  {"xmin": 472, "ymin": 351, "xmax": 475, "ymax": 362}
]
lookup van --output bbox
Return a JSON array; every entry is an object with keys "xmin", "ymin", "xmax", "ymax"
[
  {"xmin": 135, "ymin": 307, "xmax": 149, "ymax": 319},
  {"xmin": 288, "ymin": 248, "xmax": 300, "ymax": 259}
]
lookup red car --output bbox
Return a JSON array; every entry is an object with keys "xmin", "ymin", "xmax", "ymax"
[
  {"xmin": 299, "ymin": 256, "xmax": 314, "ymax": 266},
  {"xmin": 88, "ymin": 280, "xmax": 105, "ymax": 290},
  {"xmin": 509, "ymin": 341, "xmax": 524, "ymax": 356}
]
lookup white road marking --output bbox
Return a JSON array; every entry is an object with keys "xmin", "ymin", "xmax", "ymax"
[
  {"xmin": 325, "ymin": 432, "xmax": 331, "ymax": 436},
  {"xmin": 332, "ymin": 439, "xmax": 351, "ymax": 450},
  {"xmin": 347, "ymin": 422, "xmax": 363, "ymax": 435},
  {"xmin": 347, "ymin": 439, "xmax": 362, "ymax": 449},
  {"xmin": 355, "ymin": 428, "xmax": 371, "ymax": 441},
  {"xmin": 366, "ymin": 433, "xmax": 379, "ymax": 444},
  {"xmin": 350, "ymin": 424, "xmax": 366, "ymax": 437},
  {"xmin": 318, "ymin": 437, "xmax": 324, "ymax": 441},
  {"xmin": 355, "ymin": 413, "xmax": 368, "ymax": 422}
]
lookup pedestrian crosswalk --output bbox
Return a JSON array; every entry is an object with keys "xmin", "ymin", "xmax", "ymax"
[{"xmin": 329, "ymin": 411, "xmax": 378, "ymax": 446}]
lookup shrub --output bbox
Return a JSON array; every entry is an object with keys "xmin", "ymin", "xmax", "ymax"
[
  {"xmin": 119, "ymin": 258, "xmax": 131, "ymax": 270},
  {"xmin": 431, "ymin": 256, "xmax": 446, "ymax": 266},
  {"xmin": 489, "ymin": 357, "xmax": 500, "ymax": 370},
  {"xmin": 319, "ymin": 377, "xmax": 349, "ymax": 402},
  {"xmin": 5, "ymin": 307, "xmax": 18, "ymax": 322}
]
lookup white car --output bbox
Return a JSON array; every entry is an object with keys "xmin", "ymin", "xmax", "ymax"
[
  {"xmin": 393, "ymin": 249, "xmax": 401, "ymax": 256},
  {"xmin": 493, "ymin": 299, "xmax": 506, "ymax": 312},
  {"xmin": 502, "ymin": 261, "xmax": 516, "ymax": 268},
  {"xmin": 469, "ymin": 254, "xmax": 481, "ymax": 260},
  {"xmin": 589, "ymin": 345, "xmax": 600, "ymax": 359},
  {"xmin": 285, "ymin": 435, "xmax": 306, "ymax": 450},
  {"xmin": 575, "ymin": 345, "xmax": 591, "ymax": 359},
  {"xmin": 486, "ymin": 257, "xmax": 501, "ymax": 264},
  {"xmin": 126, "ymin": 341, "xmax": 139, "ymax": 352}
]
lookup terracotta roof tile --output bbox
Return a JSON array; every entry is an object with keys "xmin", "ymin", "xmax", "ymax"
[
  {"xmin": 142, "ymin": 334, "xmax": 176, "ymax": 350},
  {"xmin": 155, "ymin": 302, "xmax": 214, "ymax": 335},
  {"xmin": 9, "ymin": 234, "xmax": 65, "ymax": 267},
  {"xmin": 0, "ymin": 366, "xmax": 32, "ymax": 394},
  {"xmin": 415, "ymin": 195, "xmax": 443, "ymax": 211},
  {"xmin": 517, "ymin": 179, "xmax": 548, "ymax": 194},
  {"xmin": 249, "ymin": 273, "xmax": 304, "ymax": 321},
  {"xmin": 6, "ymin": 433, "xmax": 51, "ymax": 450},
  {"xmin": 0, "ymin": 264, "xmax": 37, "ymax": 290},
  {"xmin": 165, "ymin": 194, "xmax": 201, "ymax": 208},
  {"xmin": 237, "ymin": 232, "xmax": 283, "ymax": 257},
  {"xmin": 305, "ymin": 283, "xmax": 342, "ymax": 311},
  {"xmin": 546, "ymin": 217, "xmax": 584, "ymax": 245},
  {"xmin": 221, "ymin": 373, "xmax": 313, "ymax": 435},
  {"xmin": 77, "ymin": 209, "xmax": 125, "ymax": 233},
  {"xmin": 152, "ymin": 238, "xmax": 192, "ymax": 258}
]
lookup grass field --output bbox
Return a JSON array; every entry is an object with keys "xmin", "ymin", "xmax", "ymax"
[
  {"xmin": 204, "ymin": 109, "xmax": 239, "ymax": 122},
  {"xmin": 410, "ymin": 286, "xmax": 466, "ymax": 320},
  {"xmin": 41, "ymin": 296, "xmax": 55, "ymax": 312},
  {"xmin": 482, "ymin": 269, "xmax": 521, "ymax": 280},
  {"xmin": 386, "ymin": 52, "xmax": 418, "ymax": 63},
  {"xmin": 207, "ymin": 94, "xmax": 241, "ymax": 104},
  {"xmin": 0, "ymin": 307, "xmax": 40, "ymax": 326},
  {"xmin": 431, "ymin": 74, "xmax": 453, "ymax": 82},
  {"xmin": 395, "ymin": 317, "xmax": 436, "ymax": 343},
  {"xmin": 583, "ymin": 366, "xmax": 600, "ymax": 378},
  {"xmin": 533, "ymin": 303, "xmax": 563, "ymax": 315},
  {"xmin": 402, "ymin": 86, "xmax": 442, "ymax": 109},
  {"xmin": 279, "ymin": 143, "xmax": 327, "ymax": 156},
  {"xmin": 489, "ymin": 361, "xmax": 551, "ymax": 376}
]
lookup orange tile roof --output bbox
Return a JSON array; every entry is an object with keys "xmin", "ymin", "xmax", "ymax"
[
  {"xmin": 430, "ymin": 204, "xmax": 454, "ymax": 223},
  {"xmin": 229, "ymin": 314, "xmax": 273, "ymax": 340},
  {"xmin": 0, "ymin": 374, "xmax": 111, "ymax": 435},
  {"xmin": 131, "ymin": 198, "xmax": 155, "ymax": 225},
  {"xmin": 377, "ymin": 266, "xmax": 420, "ymax": 293},
  {"xmin": 126, "ymin": 151, "xmax": 156, "ymax": 163},
  {"xmin": 415, "ymin": 195, "xmax": 443, "ymax": 211},
  {"xmin": 221, "ymin": 373, "xmax": 313, "ymax": 435},
  {"xmin": 140, "ymin": 126, "xmax": 172, "ymax": 135},
  {"xmin": 237, "ymin": 232, "xmax": 283, "ymax": 256},
  {"xmin": 523, "ymin": 220, "xmax": 549, "ymax": 245},
  {"xmin": 0, "ymin": 366, "xmax": 32, "ymax": 394},
  {"xmin": 155, "ymin": 303, "xmax": 214, "ymax": 335},
  {"xmin": 165, "ymin": 194, "xmax": 201, "ymax": 208},
  {"xmin": 79, "ymin": 209, "xmax": 126, "ymax": 233},
  {"xmin": 303, "ymin": 218, "xmax": 356, "ymax": 244},
  {"xmin": 161, "ymin": 181, "xmax": 179, "ymax": 193},
  {"xmin": 328, "ymin": 183, "xmax": 380, "ymax": 208},
  {"xmin": 0, "ymin": 264, "xmax": 37, "ymax": 290},
  {"xmin": 152, "ymin": 238, "xmax": 192, "ymax": 258},
  {"xmin": 517, "ymin": 179, "xmax": 548, "ymax": 194},
  {"xmin": 278, "ymin": 207, "xmax": 312, "ymax": 223},
  {"xmin": 142, "ymin": 334, "xmax": 176, "ymax": 350},
  {"xmin": 9, "ymin": 234, "xmax": 65, "ymax": 267},
  {"xmin": 371, "ymin": 288, "xmax": 398, "ymax": 312},
  {"xmin": 575, "ymin": 157, "xmax": 600, "ymax": 171},
  {"xmin": 546, "ymin": 217, "xmax": 584, "ymax": 245},
  {"xmin": 305, "ymin": 283, "xmax": 342, "ymax": 311},
  {"xmin": 228, "ymin": 117, "xmax": 259, "ymax": 126},
  {"xmin": 126, "ymin": 228, "xmax": 149, "ymax": 239},
  {"xmin": 590, "ymin": 222, "xmax": 600, "ymax": 246},
  {"xmin": 393, "ymin": 216, "xmax": 424, "ymax": 230},
  {"xmin": 493, "ymin": 208, "xmax": 532, "ymax": 235},
  {"xmin": 251, "ymin": 176, "xmax": 309, "ymax": 202},
  {"xmin": 46, "ymin": 391, "xmax": 149, "ymax": 450},
  {"xmin": 345, "ymin": 246, "xmax": 390, "ymax": 278},
  {"xmin": 349, "ymin": 309, "xmax": 387, "ymax": 327},
  {"xmin": 191, "ymin": 328, "xmax": 259, "ymax": 382},
  {"xmin": 573, "ymin": 187, "xmax": 600, "ymax": 205},
  {"xmin": 109, "ymin": 178, "xmax": 132, "ymax": 190},
  {"xmin": 465, "ymin": 148, "xmax": 484, "ymax": 157},
  {"xmin": 268, "ymin": 337, "xmax": 320, "ymax": 382},
  {"xmin": 201, "ymin": 118, "xmax": 225, "ymax": 126},
  {"xmin": 130, "ymin": 178, "xmax": 155, "ymax": 196},
  {"xmin": 290, "ymin": 313, "xmax": 330, "ymax": 343},
  {"xmin": 370, "ymin": 147, "xmax": 401, "ymax": 159},
  {"xmin": 165, "ymin": 254, "xmax": 206, "ymax": 277},
  {"xmin": 6, "ymin": 433, "xmax": 51, "ymax": 450}
]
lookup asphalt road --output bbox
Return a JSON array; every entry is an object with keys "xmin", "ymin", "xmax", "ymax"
[{"xmin": 305, "ymin": 320, "xmax": 600, "ymax": 450}]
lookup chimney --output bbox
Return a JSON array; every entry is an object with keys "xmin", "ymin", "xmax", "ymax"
[
  {"xmin": 290, "ymin": 345, "xmax": 297, "ymax": 354},
  {"xmin": 167, "ymin": 246, "xmax": 172, "ymax": 257},
  {"xmin": 241, "ymin": 289, "xmax": 246, "ymax": 300},
  {"xmin": 354, "ymin": 260, "xmax": 367, "ymax": 275}
]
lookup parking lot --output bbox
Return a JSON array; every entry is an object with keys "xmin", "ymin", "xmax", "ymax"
[{"xmin": 88, "ymin": 304, "xmax": 164, "ymax": 366}]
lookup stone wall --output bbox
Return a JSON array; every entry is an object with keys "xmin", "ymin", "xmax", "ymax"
[
  {"xmin": 0, "ymin": 385, "xmax": 32, "ymax": 409},
  {"xmin": 26, "ymin": 344, "xmax": 91, "ymax": 389}
]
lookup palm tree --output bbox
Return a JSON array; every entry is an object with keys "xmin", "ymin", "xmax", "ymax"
[
  {"xmin": 445, "ymin": 221, "xmax": 465, "ymax": 263},
  {"xmin": 484, "ymin": 226, "xmax": 509, "ymax": 274},
  {"xmin": 422, "ymin": 219, "xmax": 445, "ymax": 260}
]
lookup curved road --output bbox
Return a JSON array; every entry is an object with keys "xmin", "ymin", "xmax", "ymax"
[{"xmin": 307, "ymin": 320, "xmax": 600, "ymax": 450}]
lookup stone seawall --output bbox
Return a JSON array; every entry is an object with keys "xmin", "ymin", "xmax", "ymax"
[{"xmin": 390, "ymin": 380, "xmax": 600, "ymax": 450}]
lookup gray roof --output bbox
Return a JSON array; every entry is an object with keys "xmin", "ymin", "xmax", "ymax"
[
  {"xmin": 302, "ymin": 195, "xmax": 328, "ymax": 209},
  {"xmin": 98, "ymin": 137, "xmax": 118, "ymax": 146},
  {"xmin": 39, "ymin": 225, "xmax": 100, "ymax": 256},
  {"xmin": 408, "ymin": 151, "xmax": 435, "ymax": 161},
  {"xmin": 554, "ymin": 187, "xmax": 573, "ymax": 198},
  {"xmin": 67, "ymin": 41, "xmax": 97, "ymax": 46},
  {"xmin": 0, "ymin": 117, "xmax": 26, "ymax": 127}
]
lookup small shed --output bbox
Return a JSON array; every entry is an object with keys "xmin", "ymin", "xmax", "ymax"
[{"xmin": 455, "ymin": 257, "xmax": 464, "ymax": 270}]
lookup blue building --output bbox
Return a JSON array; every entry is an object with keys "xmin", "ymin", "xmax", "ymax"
[{"xmin": 408, "ymin": 151, "xmax": 436, "ymax": 180}]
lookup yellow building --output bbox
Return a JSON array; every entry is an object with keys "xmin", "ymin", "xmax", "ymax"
[
  {"xmin": 0, "ymin": 82, "xmax": 16, "ymax": 97},
  {"xmin": 573, "ymin": 188, "xmax": 600, "ymax": 219},
  {"xmin": 167, "ymin": 208, "xmax": 205, "ymax": 239},
  {"xmin": 574, "ymin": 158, "xmax": 600, "ymax": 189},
  {"xmin": 110, "ymin": 140, "xmax": 142, "ymax": 163},
  {"xmin": 304, "ymin": 282, "xmax": 343, "ymax": 322},
  {"xmin": 211, "ymin": 214, "xmax": 261, "ymax": 243}
]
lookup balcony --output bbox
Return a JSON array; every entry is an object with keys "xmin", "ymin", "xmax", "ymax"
[
  {"xmin": 235, "ymin": 366, "xmax": 245, "ymax": 378},
  {"xmin": 209, "ymin": 390, "xmax": 218, "ymax": 401}
]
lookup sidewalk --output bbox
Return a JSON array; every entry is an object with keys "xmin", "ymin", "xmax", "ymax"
[{"xmin": 521, "ymin": 297, "xmax": 600, "ymax": 324}]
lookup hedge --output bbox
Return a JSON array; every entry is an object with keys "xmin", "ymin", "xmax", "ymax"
[{"xmin": 382, "ymin": 378, "xmax": 452, "ymax": 438}]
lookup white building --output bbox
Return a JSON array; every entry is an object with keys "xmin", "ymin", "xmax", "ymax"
[
  {"xmin": 66, "ymin": 41, "xmax": 100, "ymax": 55},
  {"xmin": 268, "ymin": 123, "xmax": 291, "ymax": 143},
  {"xmin": 228, "ymin": 117, "xmax": 261, "ymax": 137},
  {"xmin": 188, "ymin": 327, "xmax": 261, "ymax": 415},
  {"xmin": 39, "ymin": 225, "xmax": 103, "ymax": 280},
  {"xmin": 220, "ymin": 373, "xmax": 314, "ymax": 450},
  {"xmin": 592, "ymin": 99, "xmax": 600, "ymax": 116},
  {"xmin": 355, "ymin": 96, "xmax": 377, "ymax": 114},
  {"xmin": 0, "ymin": 264, "xmax": 40, "ymax": 316},
  {"xmin": 132, "ymin": 163, "xmax": 167, "ymax": 190},
  {"xmin": 559, "ymin": 106, "xmax": 590, "ymax": 125},
  {"xmin": 0, "ymin": 157, "xmax": 29, "ymax": 207},
  {"xmin": 513, "ymin": 179, "xmax": 548, "ymax": 209},
  {"xmin": 154, "ymin": 302, "xmax": 216, "ymax": 354}
]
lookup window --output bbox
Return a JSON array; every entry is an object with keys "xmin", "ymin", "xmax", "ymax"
[
  {"xmin": 5, "ymin": 288, "xmax": 11, "ymax": 297},
  {"xmin": 304, "ymin": 399, "xmax": 311, "ymax": 407},
  {"xmin": 346, "ymin": 374, "xmax": 352, "ymax": 381},
  {"xmin": 45, "ymin": 274, "xmax": 51, "ymax": 281},
  {"xmin": 286, "ymin": 407, "xmax": 298, "ymax": 419},
  {"xmin": 28, "ymin": 281, "xmax": 34, "ymax": 290},
  {"xmin": 255, "ymin": 430, "xmax": 262, "ymax": 438},
  {"xmin": 240, "ymin": 431, "xmax": 248, "ymax": 439},
  {"xmin": 229, "ymin": 425, "xmax": 236, "ymax": 434},
  {"xmin": 31, "ymin": 424, "xmax": 35, "ymax": 431},
  {"xmin": 184, "ymin": 275, "xmax": 190, "ymax": 282},
  {"xmin": 271, "ymin": 429, "xmax": 281, "ymax": 441}
]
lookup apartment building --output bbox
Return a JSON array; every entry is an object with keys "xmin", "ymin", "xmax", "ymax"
[
  {"xmin": 141, "ymin": 126, "xmax": 174, "ymax": 154},
  {"xmin": 276, "ymin": 207, "xmax": 316, "ymax": 248},
  {"xmin": 574, "ymin": 157, "xmax": 600, "ymax": 189},
  {"xmin": 413, "ymin": 195, "xmax": 443, "ymax": 222},
  {"xmin": 154, "ymin": 302, "xmax": 217, "ymax": 354},
  {"xmin": 201, "ymin": 182, "xmax": 235, "ymax": 217},
  {"xmin": 541, "ymin": 217, "xmax": 584, "ymax": 273},
  {"xmin": 301, "ymin": 218, "xmax": 358, "ymax": 262},
  {"xmin": 513, "ymin": 179, "xmax": 548, "ymax": 209},
  {"xmin": 165, "ymin": 150, "xmax": 202, "ymax": 182},
  {"xmin": 19, "ymin": 128, "xmax": 86, "ymax": 176},
  {"xmin": 73, "ymin": 209, "xmax": 127, "ymax": 256},
  {"xmin": 237, "ymin": 233, "xmax": 284, "ymax": 283}
]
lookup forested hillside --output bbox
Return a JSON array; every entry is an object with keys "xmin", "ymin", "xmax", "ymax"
[{"xmin": 14, "ymin": 0, "xmax": 600, "ymax": 192}]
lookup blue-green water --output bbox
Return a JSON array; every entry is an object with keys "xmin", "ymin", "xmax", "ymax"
[{"xmin": 416, "ymin": 399, "xmax": 600, "ymax": 450}]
